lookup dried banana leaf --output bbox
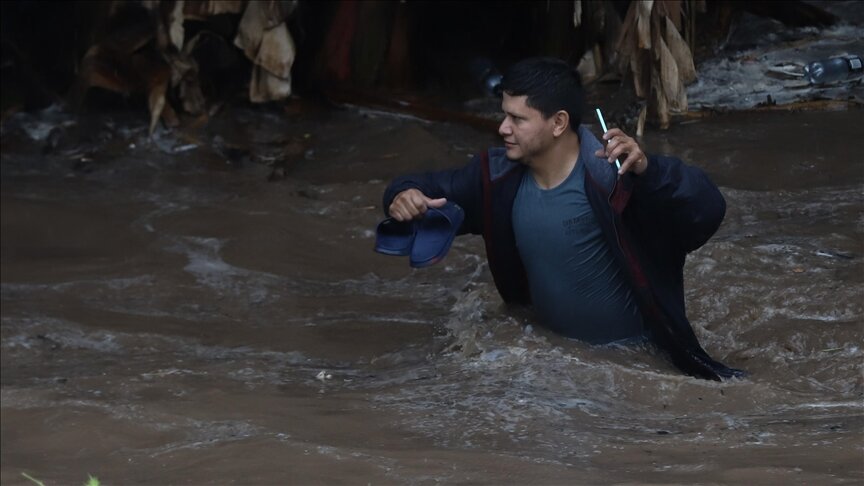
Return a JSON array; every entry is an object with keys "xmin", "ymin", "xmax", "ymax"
[
  {"xmin": 184, "ymin": 0, "xmax": 244, "ymax": 20},
  {"xmin": 573, "ymin": 0, "xmax": 582, "ymax": 27},
  {"xmin": 656, "ymin": 0, "xmax": 683, "ymax": 31},
  {"xmin": 657, "ymin": 35, "xmax": 687, "ymax": 112},
  {"xmin": 256, "ymin": 22, "xmax": 295, "ymax": 80},
  {"xmin": 636, "ymin": 1, "xmax": 654, "ymax": 49},
  {"xmin": 664, "ymin": 16, "xmax": 696, "ymax": 83},
  {"xmin": 651, "ymin": 67, "xmax": 670, "ymax": 129},
  {"xmin": 250, "ymin": 65, "xmax": 292, "ymax": 103}
]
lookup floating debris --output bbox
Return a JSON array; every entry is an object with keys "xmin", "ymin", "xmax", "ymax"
[{"xmin": 815, "ymin": 250, "xmax": 855, "ymax": 260}]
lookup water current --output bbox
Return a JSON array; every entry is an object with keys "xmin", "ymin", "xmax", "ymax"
[{"xmin": 1, "ymin": 104, "xmax": 862, "ymax": 484}]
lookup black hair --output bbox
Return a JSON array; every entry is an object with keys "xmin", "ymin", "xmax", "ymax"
[{"xmin": 500, "ymin": 57, "xmax": 584, "ymax": 133}]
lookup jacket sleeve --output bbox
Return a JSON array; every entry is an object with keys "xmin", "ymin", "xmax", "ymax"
[
  {"xmin": 630, "ymin": 154, "xmax": 726, "ymax": 253},
  {"xmin": 382, "ymin": 155, "xmax": 485, "ymax": 236}
]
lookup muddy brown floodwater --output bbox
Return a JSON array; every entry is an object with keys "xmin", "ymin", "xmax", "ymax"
[{"xmin": 1, "ymin": 103, "xmax": 862, "ymax": 485}]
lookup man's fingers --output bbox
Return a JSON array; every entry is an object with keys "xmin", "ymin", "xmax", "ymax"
[
  {"xmin": 622, "ymin": 151, "xmax": 640, "ymax": 169},
  {"xmin": 389, "ymin": 205, "xmax": 408, "ymax": 221},
  {"xmin": 601, "ymin": 130, "xmax": 629, "ymax": 163},
  {"xmin": 389, "ymin": 190, "xmax": 447, "ymax": 221},
  {"xmin": 427, "ymin": 197, "xmax": 448, "ymax": 208},
  {"xmin": 602, "ymin": 128, "xmax": 624, "ymax": 141},
  {"xmin": 618, "ymin": 155, "xmax": 635, "ymax": 175},
  {"xmin": 607, "ymin": 143, "xmax": 625, "ymax": 163},
  {"xmin": 599, "ymin": 128, "xmax": 647, "ymax": 174},
  {"xmin": 615, "ymin": 147, "xmax": 647, "ymax": 175},
  {"xmin": 393, "ymin": 204, "xmax": 422, "ymax": 221}
]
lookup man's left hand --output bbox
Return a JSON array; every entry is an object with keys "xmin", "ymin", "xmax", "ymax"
[{"xmin": 594, "ymin": 128, "xmax": 648, "ymax": 175}]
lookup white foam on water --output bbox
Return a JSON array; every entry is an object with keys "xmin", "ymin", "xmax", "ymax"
[
  {"xmin": 5, "ymin": 104, "xmax": 76, "ymax": 141},
  {"xmin": 790, "ymin": 400, "xmax": 863, "ymax": 411},
  {"xmin": 1, "ymin": 316, "xmax": 123, "ymax": 353},
  {"xmin": 169, "ymin": 236, "xmax": 282, "ymax": 302},
  {"xmin": 1, "ymin": 275, "xmax": 155, "ymax": 296}
]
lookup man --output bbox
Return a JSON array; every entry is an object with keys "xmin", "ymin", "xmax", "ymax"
[{"xmin": 383, "ymin": 57, "xmax": 743, "ymax": 380}]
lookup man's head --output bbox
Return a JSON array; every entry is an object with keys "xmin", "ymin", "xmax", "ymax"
[
  {"xmin": 500, "ymin": 57, "xmax": 584, "ymax": 133},
  {"xmin": 498, "ymin": 57, "xmax": 584, "ymax": 162}
]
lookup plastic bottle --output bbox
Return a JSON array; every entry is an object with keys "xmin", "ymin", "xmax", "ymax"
[
  {"xmin": 468, "ymin": 58, "xmax": 503, "ymax": 97},
  {"xmin": 804, "ymin": 55, "xmax": 863, "ymax": 85}
]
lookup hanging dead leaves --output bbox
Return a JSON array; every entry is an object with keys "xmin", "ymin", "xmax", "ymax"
[
  {"xmin": 74, "ymin": 1, "xmax": 298, "ymax": 137},
  {"xmin": 613, "ymin": 0, "xmax": 700, "ymax": 132}
]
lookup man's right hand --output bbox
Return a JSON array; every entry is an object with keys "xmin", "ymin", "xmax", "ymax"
[{"xmin": 388, "ymin": 189, "xmax": 447, "ymax": 222}]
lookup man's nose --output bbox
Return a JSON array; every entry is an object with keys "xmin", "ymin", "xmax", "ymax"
[{"xmin": 498, "ymin": 118, "xmax": 511, "ymax": 137}]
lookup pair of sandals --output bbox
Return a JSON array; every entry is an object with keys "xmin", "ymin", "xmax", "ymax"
[{"xmin": 374, "ymin": 202, "xmax": 465, "ymax": 268}]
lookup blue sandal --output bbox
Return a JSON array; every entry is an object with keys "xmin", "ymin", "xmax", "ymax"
[
  {"xmin": 409, "ymin": 202, "xmax": 464, "ymax": 268},
  {"xmin": 374, "ymin": 218, "xmax": 416, "ymax": 256}
]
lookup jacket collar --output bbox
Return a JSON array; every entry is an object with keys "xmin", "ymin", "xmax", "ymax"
[
  {"xmin": 486, "ymin": 147, "xmax": 520, "ymax": 181},
  {"xmin": 487, "ymin": 125, "xmax": 618, "ymax": 193},
  {"xmin": 578, "ymin": 125, "xmax": 618, "ymax": 194}
]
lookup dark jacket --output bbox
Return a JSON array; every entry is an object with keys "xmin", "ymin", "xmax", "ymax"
[{"xmin": 383, "ymin": 126, "xmax": 743, "ymax": 380}]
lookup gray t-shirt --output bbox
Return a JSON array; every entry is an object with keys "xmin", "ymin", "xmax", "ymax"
[{"xmin": 512, "ymin": 159, "xmax": 643, "ymax": 343}]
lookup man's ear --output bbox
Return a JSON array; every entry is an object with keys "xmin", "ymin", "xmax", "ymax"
[{"xmin": 552, "ymin": 110, "xmax": 569, "ymax": 137}]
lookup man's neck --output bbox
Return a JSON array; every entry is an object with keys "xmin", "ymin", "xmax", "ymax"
[{"xmin": 528, "ymin": 132, "xmax": 581, "ymax": 189}]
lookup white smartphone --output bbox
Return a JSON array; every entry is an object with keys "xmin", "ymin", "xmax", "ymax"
[{"xmin": 594, "ymin": 108, "xmax": 621, "ymax": 171}]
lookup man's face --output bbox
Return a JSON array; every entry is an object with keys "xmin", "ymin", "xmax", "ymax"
[{"xmin": 498, "ymin": 93, "xmax": 555, "ymax": 163}]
